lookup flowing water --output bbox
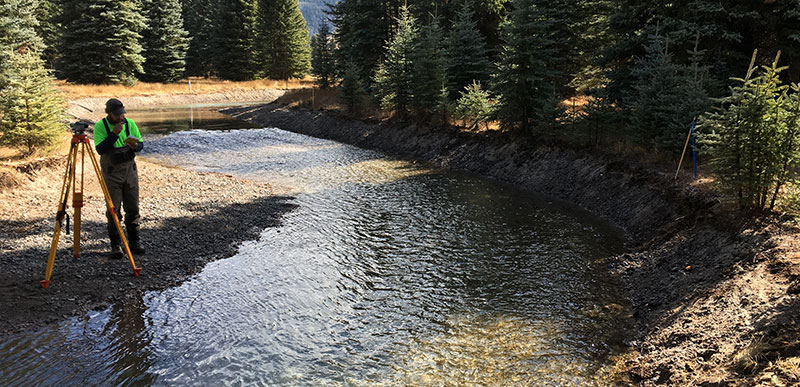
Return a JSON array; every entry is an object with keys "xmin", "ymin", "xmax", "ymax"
[{"xmin": 0, "ymin": 105, "xmax": 633, "ymax": 385}]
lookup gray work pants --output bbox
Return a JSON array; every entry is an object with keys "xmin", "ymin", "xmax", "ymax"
[{"xmin": 100, "ymin": 153, "xmax": 140, "ymax": 244}]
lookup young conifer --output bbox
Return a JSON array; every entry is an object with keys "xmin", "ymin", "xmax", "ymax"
[
  {"xmin": 310, "ymin": 20, "xmax": 336, "ymax": 88},
  {"xmin": 629, "ymin": 34, "xmax": 710, "ymax": 153},
  {"xmin": 411, "ymin": 17, "xmax": 448, "ymax": 124},
  {"xmin": 58, "ymin": 0, "xmax": 146, "ymax": 85},
  {"xmin": 373, "ymin": 5, "xmax": 417, "ymax": 118},
  {"xmin": 701, "ymin": 52, "xmax": 799, "ymax": 211},
  {"xmin": 446, "ymin": 2, "xmax": 492, "ymax": 99},
  {"xmin": 493, "ymin": 0, "xmax": 562, "ymax": 133},
  {"xmin": 339, "ymin": 61, "xmax": 365, "ymax": 115},
  {"xmin": 0, "ymin": 51, "xmax": 65, "ymax": 155},
  {"xmin": 0, "ymin": 0, "xmax": 65, "ymax": 154},
  {"xmin": 140, "ymin": 0, "xmax": 190, "ymax": 82},
  {"xmin": 256, "ymin": 0, "xmax": 311, "ymax": 80}
]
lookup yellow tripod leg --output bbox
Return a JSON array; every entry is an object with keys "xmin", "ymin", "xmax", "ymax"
[
  {"xmin": 42, "ymin": 144, "xmax": 77, "ymax": 288},
  {"xmin": 86, "ymin": 147, "xmax": 141, "ymax": 276}
]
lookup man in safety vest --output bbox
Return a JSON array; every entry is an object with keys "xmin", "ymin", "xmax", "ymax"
[{"xmin": 93, "ymin": 98, "xmax": 146, "ymax": 259}]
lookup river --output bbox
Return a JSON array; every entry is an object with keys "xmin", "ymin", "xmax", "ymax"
[{"xmin": 0, "ymin": 105, "xmax": 633, "ymax": 385}]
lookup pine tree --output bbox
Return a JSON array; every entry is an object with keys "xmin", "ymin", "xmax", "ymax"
[
  {"xmin": 629, "ymin": 34, "xmax": 711, "ymax": 153},
  {"xmin": 700, "ymin": 52, "xmax": 799, "ymax": 211},
  {"xmin": 339, "ymin": 61, "xmax": 365, "ymax": 114},
  {"xmin": 329, "ymin": 0, "xmax": 395, "ymax": 86},
  {"xmin": 1, "ymin": 0, "xmax": 44, "ymax": 82},
  {"xmin": 34, "ymin": 0, "xmax": 60, "ymax": 69},
  {"xmin": 373, "ymin": 5, "xmax": 417, "ymax": 117},
  {"xmin": 182, "ymin": 0, "xmax": 219, "ymax": 77},
  {"xmin": 58, "ymin": 0, "xmax": 146, "ymax": 85},
  {"xmin": 410, "ymin": 17, "xmax": 448, "ymax": 124},
  {"xmin": 455, "ymin": 81, "xmax": 494, "ymax": 130},
  {"xmin": 0, "ymin": 0, "xmax": 65, "ymax": 155},
  {"xmin": 0, "ymin": 51, "xmax": 65, "ymax": 155},
  {"xmin": 140, "ymin": 0, "xmax": 189, "ymax": 82},
  {"xmin": 213, "ymin": 0, "xmax": 257, "ymax": 81},
  {"xmin": 446, "ymin": 2, "xmax": 492, "ymax": 99},
  {"xmin": 256, "ymin": 0, "xmax": 311, "ymax": 80},
  {"xmin": 493, "ymin": 0, "xmax": 562, "ymax": 133},
  {"xmin": 310, "ymin": 20, "xmax": 336, "ymax": 88}
]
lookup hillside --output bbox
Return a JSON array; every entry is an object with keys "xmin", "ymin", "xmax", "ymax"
[{"xmin": 300, "ymin": 0, "xmax": 338, "ymax": 34}]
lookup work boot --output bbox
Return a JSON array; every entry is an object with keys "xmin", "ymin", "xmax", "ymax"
[
  {"xmin": 127, "ymin": 225, "xmax": 146, "ymax": 255},
  {"xmin": 109, "ymin": 243, "xmax": 124, "ymax": 259},
  {"xmin": 109, "ymin": 232, "xmax": 123, "ymax": 259}
]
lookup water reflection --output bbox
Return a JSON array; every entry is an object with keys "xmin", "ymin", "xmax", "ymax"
[
  {"xmin": 0, "ymin": 297, "xmax": 156, "ymax": 385},
  {"xmin": 0, "ymin": 120, "xmax": 633, "ymax": 385}
]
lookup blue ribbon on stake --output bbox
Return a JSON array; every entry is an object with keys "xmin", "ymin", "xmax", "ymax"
[{"xmin": 691, "ymin": 120, "xmax": 698, "ymax": 179}]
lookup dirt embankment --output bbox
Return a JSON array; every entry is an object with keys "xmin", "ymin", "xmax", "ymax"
[{"xmin": 225, "ymin": 103, "xmax": 800, "ymax": 385}]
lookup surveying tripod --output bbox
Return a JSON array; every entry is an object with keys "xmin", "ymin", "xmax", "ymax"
[{"xmin": 41, "ymin": 122, "xmax": 141, "ymax": 289}]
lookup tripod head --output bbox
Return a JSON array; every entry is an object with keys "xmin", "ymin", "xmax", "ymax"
[{"xmin": 71, "ymin": 122, "xmax": 89, "ymax": 135}]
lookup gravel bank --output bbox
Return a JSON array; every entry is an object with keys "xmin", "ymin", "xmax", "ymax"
[{"xmin": 0, "ymin": 155, "xmax": 297, "ymax": 334}]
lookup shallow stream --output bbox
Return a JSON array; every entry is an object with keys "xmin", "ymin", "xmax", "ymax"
[{"xmin": 0, "ymin": 105, "xmax": 633, "ymax": 385}]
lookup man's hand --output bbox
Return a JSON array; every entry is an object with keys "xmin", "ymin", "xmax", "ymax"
[{"xmin": 112, "ymin": 121, "xmax": 124, "ymax": 135}]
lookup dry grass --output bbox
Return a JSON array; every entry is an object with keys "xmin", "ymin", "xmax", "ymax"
[
  {"xmin": 56, "ymin": 77, "xmax": 314, "ymax": 100},
  {"xmin": 274, "ymin": 87, "xmax": 342, "ymax": 110}
]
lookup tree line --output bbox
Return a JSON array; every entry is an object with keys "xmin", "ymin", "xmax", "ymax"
[
  {"xmin": 1, "ymin": 0, "xmax": 313, "ymax": 154},
  {"xmin": 310, "ymin": 0, "xmax": 800, "ymax": 211}
]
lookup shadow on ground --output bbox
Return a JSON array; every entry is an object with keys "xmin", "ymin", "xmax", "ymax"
[{"xmin": 0, "ymin": 195, "xmax": 297, "ymax": 335}]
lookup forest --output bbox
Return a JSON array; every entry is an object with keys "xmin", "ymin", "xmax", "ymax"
[{"xmin": 2, "ymin": 0, "xmax": 800, "ymax": 210}]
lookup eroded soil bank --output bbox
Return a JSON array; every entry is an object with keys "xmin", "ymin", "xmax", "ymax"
[{"xmin": 226, "ymin": 103, "xmax": 800, "ymax": 384}]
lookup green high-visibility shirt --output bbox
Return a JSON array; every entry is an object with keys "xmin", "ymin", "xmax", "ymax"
[{"xmin": 93, "ymin": 117, "xmax": 143, "ymax": 150}]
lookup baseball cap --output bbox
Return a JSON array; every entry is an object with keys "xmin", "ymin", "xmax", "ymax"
[{"xmin": 105, "ymin": 98, "xmax": 126, "ymax": 115}]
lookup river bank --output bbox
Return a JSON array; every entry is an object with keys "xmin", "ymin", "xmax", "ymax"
[
  {"xmin": 224, "ymin": 103, "xmax": 800, "ymax": 384},
  {"xmin": 0, "ymin": 91, "xmax": 296, "ymax": 334}
]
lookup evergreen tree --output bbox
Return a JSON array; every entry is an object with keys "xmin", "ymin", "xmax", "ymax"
[
  {"xmin": 34, "ymin": 0, "xmax": 60, "ymax": 69},
  {"xmin": 446, "ymin": 2, "xmax": 492, "ymax": 99},
  {"xmin": 1, "ymin": 0, "xmax": 44, "ymax": 81},
  {"xmin": 493, "ymin": 0, "xmax": 562, "ymax": 133},
  {"xmin": 310, "ymin": 20, "xmax": 336, "ymax": 88},
  {"xmin": 0, "ymin": 0, "xmax": 65, "ymax": 155},
  {"xmin": 700, "ymin": 52, "xmax": 799, "ymax": 211},
  {"xmin": 141, "ymin": 0, "xmax": 189, "ymax": 82},
  {"xmin": 339, "ymin": 61, "xmax": 365, "ymax": 114},
  {"xmin": 213, "ymin": 0, "xmax": 257, "ymax": 81},
  {"xmin": 604, "ymin": 0, "xmax": 800, "ymax": 105},
  {"xmin": 455, "ymin": 81, "xmax": 494, "ymax": 130},
  {"xmin": 629, "ymin": 34, "xmax": 711, "ymax": 153},
  {"xmin": 411, "ymin": 17, "xmax": 449, "ymax": 124},
  {"xmin": 182, "ymin": 0, "xmax": 219, "ymax": 77},
  {"xmin": 373, "ymin": 5, "xmax": 417, "ymax": 117},
  {"xmin": 58, "ymin": 0, "xmax": 145, "ymax": 84},
  {"xmin": 329, "ymin": 0, "xmax": 395, "ymax": 86},
  {"xmin": 0, "ymin": 51, "xmax": 65, "ymax": 155},
  {"xmin": 256, "ymin": 0, "xmax": 311, "ymax": 80}
]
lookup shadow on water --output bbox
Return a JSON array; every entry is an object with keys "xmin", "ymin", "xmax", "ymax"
[
  {"xmin": 0, "ymin": 194, "xmax": 298, "ymax": 336},
  {"xmin": 1, "ymin": 113, "xmax": 637, "ymax": 385}
]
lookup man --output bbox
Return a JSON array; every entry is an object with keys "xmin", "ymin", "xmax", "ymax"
[{"xmin": 94, "ymin": 98, "xmax": 146, "ymax": 259}]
